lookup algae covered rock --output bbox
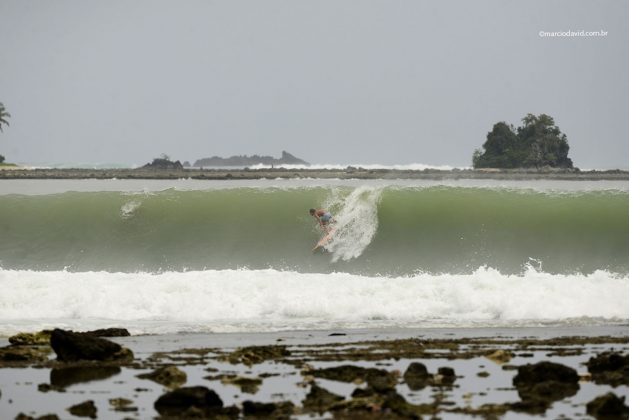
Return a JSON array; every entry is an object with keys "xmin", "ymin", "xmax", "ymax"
[
  {"xmin": 403, "ymin": 362, "xmax": 430, "ymax": 390},
  {"xmin": 331, "ymin": 389, "xmax": 420, "ymax": 419},
  {"xmin": 0, "ymin": 345, "xmax": 50, "ymax": 364},
  {"xmin": 225, "ymin": 345, "xmax": 290, "ymax": 365},
  {"xmin": 302, "ymin": 383, "xmax": 344, "ymax": 414},
  {"xmin": 310, "ymin": 365, "xmax": 395, "ymax": 385},
  {"xmin": 512, "ymin": 361, "xmax": 579, "ymax": 414},
  {"xmin": 586, "ymin": 392, "xmax": 629, "ymax": 419},
  {"xmin": 9, "ymin": 331, "xmax": 52, "ymax": 346},
  {"xmin": 108, "ymin": 397, "xmax": 137, "ymax": 412},
  {"xmin": 84, "ymin": 328, "xmax": 130, "ymax": 337},
  {"xmin": 435, "ymin": 366, "xmax": 457, "ymax": 386},
  {"xmin": 219, "ymin": 375, "xmax": 262, "ymax": 394},
  {"xmin": 154, "ymin": 386, "xmax": 226, "ymax": 417},
  {"xmin": 67, "ymin": 400, "xmax": 97, "ymax": 418},
  {"xmin": 15, "ymin": 414, "xmax": 59, "ymax": 420},
  {"xmin": 485, "ymin": 349, "xmax": 513, "ymax": 364},
  {"xmin": 137, "ymin": 365, "xmax": 187, "ymax": 388},
  {"xmin": 50, "ymin": 329, "xmax": 133, "ymax": 362},
  {"xmin": 587, "ymin": 351, "xmax": 629, "ymax": 387},
  {"xmin": 242, "ymin": 400, "xmax": 294, "ymax": 419}
]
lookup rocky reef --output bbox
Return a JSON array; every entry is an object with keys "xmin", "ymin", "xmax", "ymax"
[{"xmin": 2, "ymin": 331, "xmax": 629, "ymax": 419}]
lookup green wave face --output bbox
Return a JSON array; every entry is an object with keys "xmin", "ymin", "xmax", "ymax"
[{"xmin": 1, "ymin": 187, "xmax": 628, "ymax": 275}]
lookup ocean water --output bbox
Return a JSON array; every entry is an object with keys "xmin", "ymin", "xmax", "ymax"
[{"xmin": 1, "ymin": 179, "xmax": 628, "ymax": 335}]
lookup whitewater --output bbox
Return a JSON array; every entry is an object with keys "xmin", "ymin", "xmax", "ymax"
[
  {"xmin": 1, "ymin": 178, "xmax": 628, "ymax": 336},
  {"xmin": 1, "ymin": 267, "xmax": 628, "ymax": 336}
]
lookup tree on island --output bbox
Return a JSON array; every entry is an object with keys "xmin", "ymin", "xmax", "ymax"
[
  {"xmin": 0, "ymin": 102, "xmax": 9, "ymax": 132},
  {"xmin": 0, "ymin": 102, "xmax": 10, "ymax": 163},
  {"xmin": 473, "ymin": 114, "xmax": 573, "ymax": 169}
]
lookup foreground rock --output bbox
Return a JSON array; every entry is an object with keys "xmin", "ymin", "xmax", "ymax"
[
  {"xmin": 0, "ymin": 345, "xmax": 50, "ymax": 365},
  {"xmin": 434, "ymin": 366, "xmax": 457, "ymax": 386},
  {"xmin": 587, "ymin": 352, "xmax": 629, "ymax": 386},
  {"xmin": 109, "ymin": 397, "xmax": 137, "ymax": 412},
  {"xmin": 331, "ymin": 389, "xmax": 421, "ymax": 419},
  {"xmin": 512, "ymin": 361, "xmax": 579, "ymax": 414},
  {"xmin": 224, "ymin": 345, "xmax": 290, "ymax": 365},
  {"xmin": 50, "ymin": 329, "xmax": 133, "ymax": 362},
  {"xmin": 404, "ymin": 362, "xmax": 430, "ymax": 390},
  {"xmin": 137, "ymin": 366, "xmax": 187, "ymax": 388},
  {"xmin": 67, "ymin": 400, "xmax": 97, "ymax": 418},
  {"xmin": 402, "ymin": 363, "xmax": 457, "ymax": 389},
  {"xmin": 586, "ymin": 393, "xmax": 629, "ymax": 419},
  {"xmin": 154, "ymin": 386, "xmax": 238, "ymax": 418},
  {"xmin": 309, "ymin": 365, "xmax": 398, "ymax": 391},
  {"xmin": 302, "ymin": 383, "xmax": 344, "ymax": 414},
  {"xmin": 15, "ymin": 414, "xmax": 59, "ymax": 420},
  {"xmin": 1, "ymin": 330, "xmax": 53, "ymax": 366},
  {"xmin": 242, "ymin": 400, "xmax": 294, "ymax": 419},
  {"xmin": 219, "ymin": 375, "xmax": 262, "ymax": 394},
  {"xmin": 9, "ymin": 331, "xmax": 52, "ymax": 346},
  {"xmin": 84, "ymin": 328, "xmax": 130, "ymax": 337},
  {"xmin": 485, "ymin": 349, "xmax": 513, "ymax": 364}
]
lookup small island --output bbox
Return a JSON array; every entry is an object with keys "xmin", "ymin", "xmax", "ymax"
[
  {"xmin": 473, "ymin": 114, "xmax": 573, "ymax": 169},
  {"xmin": 193, "ymin": 150, "xmax": 308, "ymax": 167}
]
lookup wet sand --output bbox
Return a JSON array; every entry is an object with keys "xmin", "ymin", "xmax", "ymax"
[{"xmin": 1, "ymin": 326, "xmax": 628, "ymax": 419}]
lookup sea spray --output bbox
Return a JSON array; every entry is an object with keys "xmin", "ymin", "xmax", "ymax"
[
  {"xmin": 120, "ymin": 200, "xmax": 142, "ymax": 219},
  {"xmin": 322, "ymin": 186, "xmax": 382, "ymax": 261}
]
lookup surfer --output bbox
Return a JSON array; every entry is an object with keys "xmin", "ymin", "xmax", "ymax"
[
  {"xmin": 310, "ymin": 208, "xmax": 336, "ymax": 252},
  {"xmin": 309, "ymin": 208, "xmax": 334, "ymax": 232}
]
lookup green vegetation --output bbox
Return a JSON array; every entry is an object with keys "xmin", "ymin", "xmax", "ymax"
[
  {"xmin": 473, "ymin": 114, "xmax": 573, "ymax": 169},
  {"xmin": 0, "ymin": 102, "xmax": 9, "ymax": 132},
  {"xmin": 0, "ymin": 102, "xmax": 10, "ymax": 164}
]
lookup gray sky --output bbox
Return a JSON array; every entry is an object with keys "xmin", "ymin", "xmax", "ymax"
[{"xmin": 0, "ymin": 1, "xmax": 627, "ymax": 168}]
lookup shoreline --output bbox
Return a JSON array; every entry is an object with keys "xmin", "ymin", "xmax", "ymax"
[
  {"xmin": 2, "ymin": 167, "xmax": 629, "ymax": 180},
  {"xmin": 1, "ymin": 326, "xmax": 628, "ymax": 419}
]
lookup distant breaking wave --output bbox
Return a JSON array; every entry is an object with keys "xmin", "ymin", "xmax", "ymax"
[
  {"xmin": 17, "ymin": 162, "xmax": 462, "ymax": 170},
  {"xmin": 247, "ymin": 163, "xmax": 462, "ymax": 170}
]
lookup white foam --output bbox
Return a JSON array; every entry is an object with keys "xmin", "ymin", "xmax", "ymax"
[
  {"xmin": 322, "ymin": 186, "xmax": 382, "ymax": 261},
  {"xmin": 1, "ymin": 267, "xmax": 628, "ymax": 336},
  {"xmin": 248, "ymin": 163, "xmax": 461, "ymax": 171},
  {"xmin": 120, "ymin": 200, "xmax": 141, "ymax": 219}
]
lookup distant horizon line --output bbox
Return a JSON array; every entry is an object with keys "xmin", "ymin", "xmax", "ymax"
[{"xmin": 9, "ymin": 161, "xmax": 629, "ymax": 172}]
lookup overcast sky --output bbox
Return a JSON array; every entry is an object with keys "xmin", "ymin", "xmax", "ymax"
[{"xmin": 0, "ymin": 1, "xmax": 627, "ymax": 168}]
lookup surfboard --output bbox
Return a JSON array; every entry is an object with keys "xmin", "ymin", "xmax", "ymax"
[{"xmin": 312, "ymin": 228, "xmax": 336, "ymax": 252}]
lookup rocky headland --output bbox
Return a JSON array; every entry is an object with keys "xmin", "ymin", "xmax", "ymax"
[{"xmin": 192, "ymin": 150, "xmax": 308, "ymax": 167}]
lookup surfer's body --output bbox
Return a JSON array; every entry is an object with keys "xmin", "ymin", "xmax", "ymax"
[
  {"xmin": 310, "ymin": 208, "xmax": 336, "ymax": 251},
  {"xmin": 309, "ymin": 208, "xmax": 334, "ymax": 231}
]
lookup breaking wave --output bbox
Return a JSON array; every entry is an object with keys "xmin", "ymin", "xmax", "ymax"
[
  {"xmin": 1, "ymin": 186, "xmax": 629, "ymax": 274},
  {"xmin": 0, "ymin": 267, "xmax": 628, "ymax": 336}
]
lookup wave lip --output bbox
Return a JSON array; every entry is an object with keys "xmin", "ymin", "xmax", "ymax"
[{"xmin": 1, "ymin": 267, "xmax": 628, "ymax": 336}]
